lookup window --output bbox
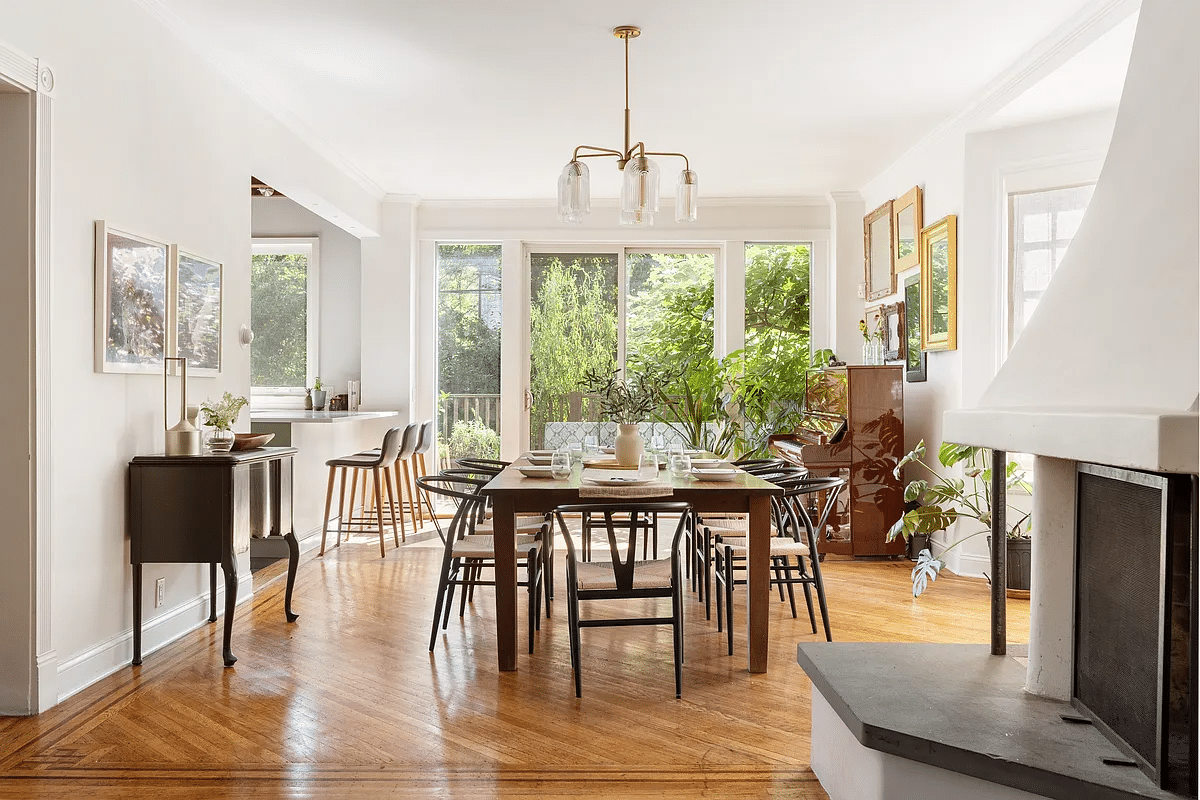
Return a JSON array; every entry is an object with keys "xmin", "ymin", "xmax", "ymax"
[
  {"xmin": 1007, "ymin": 184, "xmax": 1095, "ymax": 348},
  {"xmin": 437, "ymin": 244, "xmax": 502, "ymax": 462},
  {"xmin": 250, "ymin": 238, "xmax": 319, "ymax": 401}
]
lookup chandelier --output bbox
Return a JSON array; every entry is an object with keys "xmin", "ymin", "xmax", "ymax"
[{"xmin": 557, "ymin": 26, "xmax": 697, "ymax": 226}]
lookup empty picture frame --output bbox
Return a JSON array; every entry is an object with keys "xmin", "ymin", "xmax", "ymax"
[
  {"xmin": 94, "ymin": 221, "xmax": 169, "ymax": 374},
  {"xmin": 892, "ymin": 186, "xmax": 923, "ymax": 273},
  {"xmin": 904, "ymin": 273, "xmax": 927, "ymax": 382},
  {"xmin": 864, "ymin": 200, "xmax": 895, "ymax": 301},
  {"xmin": 171, "ymin": 246, "xmax": 223, "ymax": 374},
  {"xmin": 920, "ymin": 214, "xmax": 958, "ymax": 351},
  {"xmin": 882, "ymin": 301, "xmax": 905, "ymax": 363}
]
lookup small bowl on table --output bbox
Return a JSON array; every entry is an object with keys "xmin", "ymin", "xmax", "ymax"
[{"xmin": 231, "ymin": 432, "xmax": 274, "ymax": 451}]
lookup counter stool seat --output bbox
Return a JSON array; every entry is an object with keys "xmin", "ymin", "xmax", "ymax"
[{"xmin": 320, "ymin": 425, "xmax": 407, "ymax": 558}]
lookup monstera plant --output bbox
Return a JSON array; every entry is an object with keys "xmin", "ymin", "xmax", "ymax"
[{"xmin": 886, "ymin": 440, "xmax": 1031, "ymax": 596}]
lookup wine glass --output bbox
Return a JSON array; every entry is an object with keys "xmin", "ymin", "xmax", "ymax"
[{"xmin": 550, "ymin": 448, "xmax": 572, "ymax": 479}]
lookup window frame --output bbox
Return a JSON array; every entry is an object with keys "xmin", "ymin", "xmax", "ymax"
[{"xmin": 250, "ymin": 236, "xmax": 320, "ymax": 404}]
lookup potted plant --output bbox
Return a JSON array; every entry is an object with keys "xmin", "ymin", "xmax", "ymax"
[
  {"xmin": 311, "ymin": 377, "xmax": 326, "ymax": 411},
  {"xmin": 579, "ymin": 368, "xmax": 656, "ymax": 466},
  {"xmin": 886, "ymin": 440, "xmax": 1032, "ymax": 596},
  {"xmin": 199, "ymin": 392, "xmax": 249, "ymax": 453}
]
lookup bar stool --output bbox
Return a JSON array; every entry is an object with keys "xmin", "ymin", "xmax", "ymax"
[
  {"xmin": 394, "ymin": 422, "xmax": 422, "ymax": 533},
  {"xmin": 410, "ymin": 420, "xmax": 435, "ymax": 527},
  {"xmin": 320, "ymin": 426, "xmax": 404, "ymax": 558}
]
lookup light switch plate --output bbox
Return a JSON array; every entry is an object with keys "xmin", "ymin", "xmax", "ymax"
[{"xmin": 155, "ymin": 578, "xmax": 165, "ymax": 608}]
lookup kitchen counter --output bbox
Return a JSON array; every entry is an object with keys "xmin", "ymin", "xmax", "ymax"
[{"xmin": 249, "ymin": 410, "xmax": 399, "ymax": 424}]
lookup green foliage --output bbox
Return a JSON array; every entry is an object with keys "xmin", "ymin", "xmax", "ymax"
[
  {"xmin": 579, "ymin": 368, "xmax": 656, "ymax": 424},
  {"xmin": 251, "ymin": 253, "xmax": 308, "ymax": 387},
  {"xmin": 200, "ymin": 392, "xmax": 248, "ymax": 431},
  {"xmin": 437, "ymin": 245, "xmax": 501, "ymax": 396},
  {"xmin": 886, "ymin": 439, "xmax": 1033, "ymax": 596},
  {"xmin": 313, "ymin": 376, "xmax": 322, "ymax": 391},
  {"xmin": 446, "ymin": 418, "xmax": 500, "ymax": 462}
]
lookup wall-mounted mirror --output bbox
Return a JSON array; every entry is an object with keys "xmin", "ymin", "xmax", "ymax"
[
  {"xmin": 919, "ymin": 214, "xmax": 957, "ymax": 351},
  {"xmin": 903, "ymin": 273, "xmax": 926, "ymax": 381},
  {"xmin": 864, "ymin": 200, "xmax": 894, "ymax": 301},
  {"xmin": 892, "ymin": 186, "xmax": 923, "ymax": 273}
]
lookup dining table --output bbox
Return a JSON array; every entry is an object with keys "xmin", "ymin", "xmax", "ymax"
[{"xmin": 479, "ymin": 453, "xmax": 784, "ymax": 673}]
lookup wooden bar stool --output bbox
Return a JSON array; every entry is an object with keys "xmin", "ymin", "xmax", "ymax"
[
  {"xmin": 411, "ymin": 420, "xmax": 435, "ymax": 526},
  {"xmin": 393, "ymin": 423, "xmax": 421, "ymax": 534},
  {"xmin": 320, "ymin": 426, "xmax": 404, "ymax": 558}
]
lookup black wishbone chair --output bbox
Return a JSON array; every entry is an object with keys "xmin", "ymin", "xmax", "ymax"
[
  {"xmin": 712, "ymin": 475, "xmax": 845, "ymax": 654},
  {"xmin": 420, "ymin": 474, "xmax": 546, "ymax": 654},
  {"xmin": 552, "ymin": 501, "xmax": 692, "ymax": 699}
]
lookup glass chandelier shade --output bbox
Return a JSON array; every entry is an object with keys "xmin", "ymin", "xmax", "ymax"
[
  {"xmin": 557, "ymin": 160, "xmax": 590, "ymax": 224},
  {"xmin": 675, "ymin": 169, "xmax": 698, "ymax": 223},
  {"xmin": 620, "ymin": 155, "xmax": 660, "ymax": 225}
]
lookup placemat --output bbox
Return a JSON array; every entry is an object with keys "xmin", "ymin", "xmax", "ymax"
[{"xmin": 577, "ymin": 468, "xmax": 674, "ymax": 498}]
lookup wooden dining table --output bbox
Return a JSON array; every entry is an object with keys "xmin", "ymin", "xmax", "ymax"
[{"xmin": 480, "ymin": 455, "xmax": 784, "ymax": 673}]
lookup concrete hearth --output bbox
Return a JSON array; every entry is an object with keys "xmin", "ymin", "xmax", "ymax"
[{"xmin": 797, "ymin": 643, "xmax": 1185, "ymax": 800}]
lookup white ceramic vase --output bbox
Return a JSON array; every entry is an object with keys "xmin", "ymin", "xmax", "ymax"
[{"xmin": 614, "ymin": 423, "xmax": 644, "ymax": 467}]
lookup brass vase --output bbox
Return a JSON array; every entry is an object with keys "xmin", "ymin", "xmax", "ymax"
[{"xmin": 164, "ymin": 357, "xmax": 201, "ymax": 456}]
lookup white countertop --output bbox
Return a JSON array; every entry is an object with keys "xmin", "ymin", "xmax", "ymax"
[{"xmin": 249, "ymin": 410, "xmax": 400, "ymax": 424}]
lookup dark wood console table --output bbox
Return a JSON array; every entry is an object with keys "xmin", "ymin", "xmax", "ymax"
[{"xmin": 128, "ymin": 446, "xmax": 300, "ymax": 667}]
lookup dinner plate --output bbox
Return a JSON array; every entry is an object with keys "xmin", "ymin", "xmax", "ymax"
[
  {"xmin": 526, "ymin": 456, "xmax": 553, "ymax": 466},
  {"xmin": 691, "ymin": 468, "xmax": 738, "ymax": 482},
  {"xmin": 690, "ymin": 458, "xmax": 722, "ymax": 468},
  {"xmin": 518, "ymin": 466, "xmax": 558, "ymax": 478},
  {"xmin": 600, "ymin": 446, "xmax": 616, "ymax": 454},
  {"xmin": 527, "ymin": 449, "xmax": 555, "ymax": 457},
  {"xmin": 582, "ymin": 474, "xmax": 656, "ymax": 485}
]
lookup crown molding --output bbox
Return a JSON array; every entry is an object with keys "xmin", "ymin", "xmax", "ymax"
[
  {"xmin": 863, "ymin": 0, "xmax": 1139, "ymax": 196},
  {"xmin": 417, "ymin": 195, "xmax": 829, "ymax": 209},
  {"xmin": 131, "ymin": 0, "xmax": 386, "ymax": 201},
  {"xmin": 382, "ymin": 193, "xmax": 423, "ymax": 205},
  {"xmin": 828, "ymin": 191, "xmax": 864, "ymax": 203}
]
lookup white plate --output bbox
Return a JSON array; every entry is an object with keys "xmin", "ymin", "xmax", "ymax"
[
  {"xmin": 519, "ymin": 466, "xmax": 558, "ymax": 478},
  {"xmin": 582, "ymin": 474, "xmax": 656, "ymax": 485},
  {"xmin": 691, "ymin": 468, "xmax": 738, "ymax": 482},
  {"xmin": 527, "ymin": 450, "xmax": 555, "ymax": 456},
  {"xmin": 690, "ymin": 458, "xmax": 722, "ymax": 467},
  {"xmin": 600, "ymin": 446, "xmax": 616, "ymax": 454},
  {"xmin": 526, "ymin": 456, "xmax": 553, "ymax": 466}
]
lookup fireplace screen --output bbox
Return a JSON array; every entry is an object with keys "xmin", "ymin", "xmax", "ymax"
[{"xmin": 1073, "ymin": 463, "xmax": 1195, "ymax": 792}]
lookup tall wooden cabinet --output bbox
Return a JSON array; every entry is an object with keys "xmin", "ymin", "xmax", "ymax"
[{"xmin": 770, "ymin": 365, "xmax": 905, "ymax": 557}]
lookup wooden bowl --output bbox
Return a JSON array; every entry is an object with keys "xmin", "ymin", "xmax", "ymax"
[{"xmin": 231, "ymin": 432, "xmax": 274, "ymax": 451}]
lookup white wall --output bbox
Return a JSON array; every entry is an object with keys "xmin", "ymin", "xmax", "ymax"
[
  {"xmin": 251, "ymin": 195, "xmax": 362, "ymax": 393},
  {"xmin": 851, "ymin": 108, "xmax": 1117, "ymax": 577},
  {"xmin": 0, "ymin": 0, "xmax": 381, "ymax": 710}
]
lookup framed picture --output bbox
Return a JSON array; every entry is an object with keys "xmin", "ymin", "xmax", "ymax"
[
  {"xmin": 882, "ymin": 301, "xmax": 905, "ymax": 362},
  {"xmin": 863, "ymin": 200, "xmax": 895, "ymax": 301},
  {"xmin": 94, "ymin": 221, "xmax": 169, "ymax": 374},
  {"xmin": 919, "ymin": 214, "xmax": 958, "ymax": 351},
  {"xmin": 171, "ymin": 246, "xmax": 222, "ymax": 374},
  {"xmin": 904, "ymin": 274, "xmax": 927, "ymax": 382},
  {"xmin": 864, "ymin": 303, "xmax": 884, "ymax": 347},
  {"xmin": 892, "ymin": 186, "xmax": 923, "ymax": 273}
]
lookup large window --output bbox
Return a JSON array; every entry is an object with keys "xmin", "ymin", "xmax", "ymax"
[
  {"xmin": 251, "ymin": 238, "xmax": 319, "ymax": 400},
  {"xmin": 437, "ymin": 244, "xmax": 502, "ymax": 463},
  {"xmin": 1008, "ymin": 184, "xmax": 1095, "ymax": 348}
]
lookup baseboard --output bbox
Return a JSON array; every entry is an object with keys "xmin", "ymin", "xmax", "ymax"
[
  {"xmin": 35, "ymin": 648, "xmax": 57, "ymax": 712},
  {"xmin": 55, "ymin": 571, "xmax": 253, "ymax": 705},
  {"xmin": 955, "ymin": 552, "xmax": 991, "ymax": 579}
]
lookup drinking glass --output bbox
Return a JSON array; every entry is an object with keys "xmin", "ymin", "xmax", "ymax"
[
  {"xmin": 650, "ymin": 434, "xmax": 665, "ymax": 454},
  {"xmin": 669, "ymin": 448, "xmax": 692, "ymax": 478},
  {"xmin": 568, "ymin": 442, "xmax": 583, "ymax": 466},
  {"xmin": 550, "ymin": 448, "xmax": 572, "ymax": 479},
  {"xmin": 583, "ymin": 434, "xmax": 599, "ymax": 456},
  {"xmin": 638, "ymin": 452, "xmax": 658, "ymax": 480}
]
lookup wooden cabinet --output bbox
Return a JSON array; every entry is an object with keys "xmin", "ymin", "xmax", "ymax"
[{"xmin": 771, "ymin": 365, "xmax": 905, "ymax": 557}]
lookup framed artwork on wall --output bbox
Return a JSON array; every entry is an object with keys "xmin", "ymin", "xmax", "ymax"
[
  {"xmin": 904, "ymin": 273, "xmax": 926, "ymax": 382},
  {"xmin": 863, "ymin": 200, "xmax": 895, "ymax": 301},
  {"xmin": 171, "ymin": 246, "xmax": 222, "ymax": 375},
  {"xmin": 882, "ymin": 301, "xmax": 905, "ymax": 363},
  {"xmin": 919, "ymin": 214, "xmax": 958, "ymax": 351},
  {"xmin": 94, "ymin": 221, "xmax": 169, "ymax": 374},
  {"xmin": 892, "ymin": 186, "xmax": 923, "ymax": 273}
]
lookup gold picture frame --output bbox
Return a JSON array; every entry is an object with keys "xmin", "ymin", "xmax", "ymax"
[
  {"xmin": 919, "ymin": 214, "xmax": 958, "ymax": 351},
  {"xmin": 892, "ymin": 186, "xmax": 923, "ymax": 273},
  {"xmin": 863, "ymin": 200, "xmax": 895, "ymax": 301}
]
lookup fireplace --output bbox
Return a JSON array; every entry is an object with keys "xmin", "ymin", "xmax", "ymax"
[{"xmin": 1073, "ymin": 464, "xmax": 1196, "ymax": 793}]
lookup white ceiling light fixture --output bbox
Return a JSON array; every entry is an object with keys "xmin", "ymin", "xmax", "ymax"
[{"xmin": 557, "ymin": 26, "xmax": 697, "ymax": 226}]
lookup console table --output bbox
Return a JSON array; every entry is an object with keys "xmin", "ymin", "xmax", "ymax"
[{"xmin": 128, "ymin": 446, "xmax": 300, "ymax": 667}]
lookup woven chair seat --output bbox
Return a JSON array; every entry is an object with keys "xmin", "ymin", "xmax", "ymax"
[
  {"xmin": 717, "ymin": 536, "xmax": 809, "ymax": 558},
  {"xmin": 574, "ymin": 559, "xmax": 673, "ymax": 590},
  {"xmin": 472, "ymin": 518, "xmax": 546, "ymax": 536},
  {"xmin": 451, "ymin": 534, "xmax": 540, "ymax": 559}
]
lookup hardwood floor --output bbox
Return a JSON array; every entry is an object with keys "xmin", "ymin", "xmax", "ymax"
[{"xmin": 0, "ymin": 533, "xmax": 1029, "ymax": 799}]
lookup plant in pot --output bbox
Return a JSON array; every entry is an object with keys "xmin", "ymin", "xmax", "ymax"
[
  {"xmin": 579, "ymin": 367, "xmax": 656, "ymax": 466},
  {"xmin": 886, "ymin": 440, "xmax": 1032, "ymax": 596},
  {"xmin": 199, "ymin": 392, "xmax": 249, "ymax": 453},
  {"xmin": 311, "ymin": 377, "xmax": 327, "ymax": 411}
]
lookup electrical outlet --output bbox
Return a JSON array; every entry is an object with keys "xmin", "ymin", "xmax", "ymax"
[
  {"xmin": 155, "ymin": 578, "xmax": 165, "ymax": 608},
  {"xmin": 857, "ymin": 282, "xmax": 867, "ymax": 299}
]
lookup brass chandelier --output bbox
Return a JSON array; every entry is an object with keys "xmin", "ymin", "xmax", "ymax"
[{"xmin": 557, "ymin": 26, "xmax": 697, "ymax": 226}]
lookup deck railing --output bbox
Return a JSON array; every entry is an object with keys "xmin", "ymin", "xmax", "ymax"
[{"xmin": 440, "ymin": 393, "xmax": 501, "ymax": 443}]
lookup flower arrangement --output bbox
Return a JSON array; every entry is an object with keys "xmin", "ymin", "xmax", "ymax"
[
  {"xmin": 200, "ymin": 392, "xmax": 249, "ymax": 431},
  {"xmin": 579, "ymin": 367, "xmax": 656, "ymax": 425}
]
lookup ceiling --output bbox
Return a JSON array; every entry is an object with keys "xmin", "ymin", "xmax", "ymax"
[{"xmin": 154, "ymin": 0, "xmax": 1120, "ymax": 200}]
